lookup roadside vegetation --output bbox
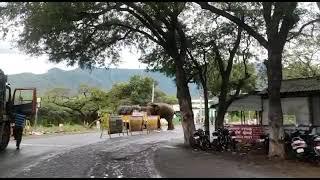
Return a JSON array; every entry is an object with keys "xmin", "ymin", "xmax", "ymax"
[{"xmin": 26, "ymin": 75, "xmax": 178, "ymax": 135}]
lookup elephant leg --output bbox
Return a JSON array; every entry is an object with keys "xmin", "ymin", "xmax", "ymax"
[{"xmin": 167, "ymin": 118, "xmax": 174, "ymax": 130}]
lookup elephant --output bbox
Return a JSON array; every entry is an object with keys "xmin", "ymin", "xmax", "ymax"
[
  {"xmin": 117, "ymin": 105, "xmax": 141, "ymax": 115},
  {"xmin": 144, "ymin": 103, "xmax": 175, "ymax": 130}
]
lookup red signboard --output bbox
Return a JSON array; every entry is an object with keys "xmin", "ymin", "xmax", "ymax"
[{"xmin": 226, "ymin": 124, "xmax": 265, "ymax": 143}]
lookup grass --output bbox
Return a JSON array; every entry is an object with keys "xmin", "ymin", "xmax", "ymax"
[{"xmin": 24, "ymin": 124, "xmax": 98, "ymax": 136}]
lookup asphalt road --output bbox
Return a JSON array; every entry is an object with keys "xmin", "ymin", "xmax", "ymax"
[
  {"xmin": 4, "ymin": 123, "xmax": 317, "ymax": 178},
  {"xmin": 0, "ymin": 127, "xmax": 184, "ymax": 178},
  {"xmin": 0, "ymin": 132, "xmax": 107, "ymax": 177}
]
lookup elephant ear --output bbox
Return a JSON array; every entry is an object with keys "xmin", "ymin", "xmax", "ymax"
[{"xmin": 152, "ymin": 104, "xmax": 160, "ymax": 113}]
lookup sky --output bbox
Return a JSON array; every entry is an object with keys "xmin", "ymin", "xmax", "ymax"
[
  {"xmin": 0, "ymin": 2, "xmax": 317, "ymax": 75},
  {"xmin": 0, "ymin": 40, "xmax": 148, "ymax": 75}
]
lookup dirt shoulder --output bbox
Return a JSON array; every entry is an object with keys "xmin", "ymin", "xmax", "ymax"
[{"xmin": 154, "ymin": 141, "xmax": 320, "ymax": 178}]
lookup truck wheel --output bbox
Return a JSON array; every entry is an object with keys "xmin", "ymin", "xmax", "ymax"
[{"xmin": 0, "ymin": 123, "xmax": 10, "ymax": 151}]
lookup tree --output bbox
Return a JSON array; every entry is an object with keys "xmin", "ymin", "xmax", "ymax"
[
  {"xmin": 196, "ymin": 2, "xmax": 320, "ymax": 158},
  {"xmin": 1, "ymin": 2, "xmax": 195, "ymax": 144},
  {"xmin": 78, "ymin": 84, "xmax": 91, "ymax": 97},
  {"xmin": 44, "ymin": 87, "xmax": 71, "ymax": 101},
  {"xmin": 44, "ymin": 86, "xmax": 109, "ymax": 125},
  {"xmin": 104, "ymin": 75, "xmax": 175, "ymax": 112},
  {"xmin": 208, "ymin": 60, "xmax": 257, "ymax": 129},
  {"xmin": 283, "ymin": 35, "xmax": 320, "ymax": 79},
  {"xmin": 128, "ymin": 75, "xmax": 154, "ymax": 105}
]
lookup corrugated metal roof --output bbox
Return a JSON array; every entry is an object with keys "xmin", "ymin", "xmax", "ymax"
[
  {"xmin": 227, "ymin": 95, "xmax": 262, "ymax": 111},
  {"xmin": 210, "ymin": 94, "xmax": 262, "ymax": 111},
  {"xmin": 260, "ymin": 77, "xmax": 320, "ymax": 94}
]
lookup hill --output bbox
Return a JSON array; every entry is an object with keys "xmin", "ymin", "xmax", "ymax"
[{"xmin": 7, "ymin": 68, "xmax": 200, "ymax": 97}]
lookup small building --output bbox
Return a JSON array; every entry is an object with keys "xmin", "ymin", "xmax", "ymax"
[
  {"xmin": 213, "ymin": 77, "xmax": 320, "ymax": 131},
  {"xmin": 259, "ymin": 77, "xmax": 320, "ymax": 129}
]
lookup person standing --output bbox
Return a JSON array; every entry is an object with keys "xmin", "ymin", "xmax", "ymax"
[{"xmin": 13, "ymin": 111, "xmax": 26, "ymax": 150}]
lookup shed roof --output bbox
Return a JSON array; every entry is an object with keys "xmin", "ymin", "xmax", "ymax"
[
  {"xmin": 259, "ymin": 77, "xmax": 320, "ymax": 94},
  {"xmin": 210, "ymin": 93, "xmax": 262, "ymax": 111}
]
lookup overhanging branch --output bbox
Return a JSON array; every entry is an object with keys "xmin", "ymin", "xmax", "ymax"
[
  {"xmin": 197, "ymin": 2, "xmax": 268, "ymax": 48},
  {"xmin": 287, "ymin": 18, "xmax": 320, "ymax": 41}
]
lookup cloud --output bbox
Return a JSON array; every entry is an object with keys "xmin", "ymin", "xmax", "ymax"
[{"xmin": 0, "ymin": 42, "xmax": 147, "ymax": 75}]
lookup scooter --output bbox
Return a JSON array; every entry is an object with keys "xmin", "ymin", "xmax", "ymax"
[
  {"xmin": 300, "ymin": 126, "xmax": 320, "ymax": 162},
  {"xmin": 288, "ymin": 127, "xmax": 308, "ymax": 159}
]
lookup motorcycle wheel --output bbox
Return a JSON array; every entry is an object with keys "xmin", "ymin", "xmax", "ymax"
[
  {"xmin": 189, "ymin": 136, "xmax": 199, "ymax": 150},
  {"xmin": 231, "ymin": 139, "xmax": 237, "ymax": 152},
  {"xmin": 200, "ymin": 139, "xmax": 211, "ymax": 151}
]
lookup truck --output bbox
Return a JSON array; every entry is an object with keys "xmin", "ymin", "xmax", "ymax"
[{"xmin": 0, "ymin": 69, "xmax": 37, "ymax": 151}]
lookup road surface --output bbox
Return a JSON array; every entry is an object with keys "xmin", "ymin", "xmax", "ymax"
[
  {"xmin": 2, "ymin": 125, "xmax": 320, "ymax": 178},
  {"xmin": 0, "ymin": 127, "xmax": 184, "ymax": 178},
  {"xmin": 0, "ymin": 132, "xmax": 107, "ymax": 177}
]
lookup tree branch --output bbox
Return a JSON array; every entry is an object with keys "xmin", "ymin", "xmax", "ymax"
[
  {"xmin": 96, "ymin": 21, "xmax": 159, "ymax": 44},
  {"xmin": 287, "ymin": 18, "xmax": 320, "ymax": 41},
  {"xmin": 226, "ymin": 23, "xmax": 242, "ymax": 75},
  {"xmin": 197, "ymin": 2, "xmax": 268, "ymax": 48},
  {"xmin": 207, "ymin": 40, "xmax": 225, "ymax": 76},
  {"xmin": 262, "ymin": 2, "xmax": 272, "ymax": 29},
  {"xmin": 278, "ymin": 2, "xmax": 297, "ymax": 46},
  {"xmin": 122, "ymin": 3, "xmax": 167, "ymax": 44}
]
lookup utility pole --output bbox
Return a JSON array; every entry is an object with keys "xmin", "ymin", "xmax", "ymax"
[
  {"xmin": 151, "ymin": 82, "xmax": 155, "ymax": 103},
  {"xmin": 34, "ymin": 97, "xmax": 41, "ymax": 130},
  {"xmin": 199, "ymin": 89, "xmax": 202, "ymax": 125}
]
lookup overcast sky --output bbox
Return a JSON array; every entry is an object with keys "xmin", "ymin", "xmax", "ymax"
[
  {"xmin": 0, "ymin": 2, "xmax": 317, "ymax": 75},
  {"xmin": 0, "ymin": 40, "xmax": 147, "ymax": 75}
]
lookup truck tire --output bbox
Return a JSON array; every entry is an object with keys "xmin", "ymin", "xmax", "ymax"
[{"xmin": 0, "ymin": 123, "xmax": 10, "ymax": 151}]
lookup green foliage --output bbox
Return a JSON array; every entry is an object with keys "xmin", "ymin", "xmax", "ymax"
[
  {"xmin": 208, "ymin": 62, "xmax": 257, "ymax": 96},
  {"xmin": 156, "ymin": 94, "xmax": 178, "ymax": 105},
  {"xmin": 105, "ymin": 75, "xmax": 178, "ymax": 109},
  {"xmin": 38, "ymin": 75, "xmax": 177, "ymax": 126},
  {"xmin": 128, "ymin": 75, "xmax": 155, "ymax": 105},
  {"xmin": 283, "ymin": 35, "xmax": 320, "ymax": 79}
]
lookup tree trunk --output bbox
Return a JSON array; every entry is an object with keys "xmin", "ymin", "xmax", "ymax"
[
  {"xmin": 203, "ymin": 84, "xmax": 210, "ymax": 136},
  {"xmin": 175, "ymin": 56, "xmax": 195, "ymax": 145},
  {"xmin": 267, "ymin": 47, "xmax": 285, "ymax": 158},
  {"xmin": 215, "ymin": 100, "xmax": 228, "ymax": 130},
  {"xmin": 215, "ymin": 80, "xmax": 229, "ymax": 130}
]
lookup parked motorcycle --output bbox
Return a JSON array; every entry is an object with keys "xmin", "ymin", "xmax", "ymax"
[
  {"xmin": 211, "ymin": 129, "xmax": 222, "ymax": 151},
  {"xmin": 285, "ymin": 127, "xmax": 308, "ymax": 160},
  {"xmin": 259, "ymin": 134, "xmax": 269, "ymax": 155},
  {"xmin": 211, "ymin": 128, "xmax": 237, "ymax": 152},
  {"xmin": 189, "ymin": 128, "xmax": 211, "ymax": 151},
  {"xmin": 299, "ymin": 126, "xmax": 320, "ymax": 162}
]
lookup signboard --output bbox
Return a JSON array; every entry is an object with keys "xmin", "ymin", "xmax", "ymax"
[
  {"xmin": 129, "ymin": 116, "xmax": 144, "ymax": 132},
  {"xmin": 108, "ymin": 115, "xmax": 123, "ymax": 134},
  {"xmin": 146, "ymin": 115, "xmax": 159, "ymax": 132},
  {"xmin": 226, "ymin": 124, "xmax": 265, "ymax": 143}
]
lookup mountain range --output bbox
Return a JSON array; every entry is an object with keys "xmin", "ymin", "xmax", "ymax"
[{"xmin": 7, "ymin": 68, "xmax": 200, "ymax": 97}]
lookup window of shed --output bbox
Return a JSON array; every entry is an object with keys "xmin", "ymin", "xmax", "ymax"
[{"xmin": 283, "ymin": 115, "xmax": 296, "ymax": 125}]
